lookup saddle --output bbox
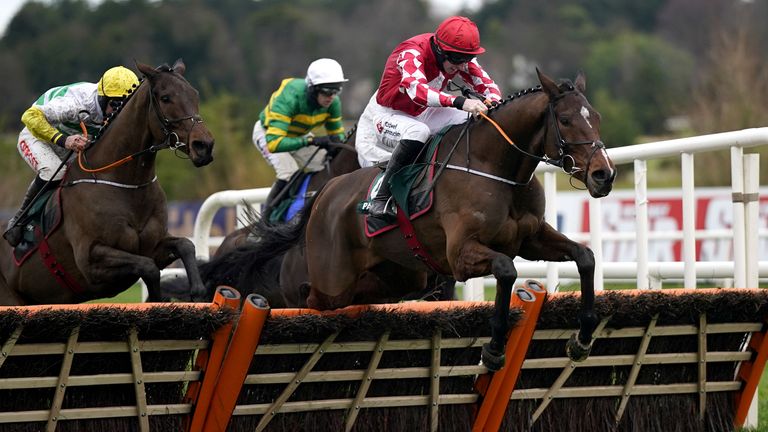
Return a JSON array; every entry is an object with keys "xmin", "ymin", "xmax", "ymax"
[
  {"xmin": 362, "ymin": 128, "xmax": 446, "ymax": 237},
  {"xmin": 268, "ymin": 171, "xmax": 315, "ymax": 223},
  {"xmin": 13, "ymin": 188, "xmax": 63, "ymax": 265}
]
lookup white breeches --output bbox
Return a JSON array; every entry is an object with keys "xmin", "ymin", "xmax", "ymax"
[
  {"xmin": 354, "ymin": 92, "xmax": 470, "ymax": 168},
  {"xmin": 17, "ymin": 128, "xmax": 68, "ymax": 181},
  {"xmin": 252, "ymin": 120, "xmax": 328, "ymax": 181}
]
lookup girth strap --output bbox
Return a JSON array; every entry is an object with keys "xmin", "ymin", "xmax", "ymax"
[
  {"xmin": 395, "ymin": 205, "xmax": 447, "ymax": 275},
  {"xmin": 38, "ymin": 237, "xmax": 86, "ymax": 296}
]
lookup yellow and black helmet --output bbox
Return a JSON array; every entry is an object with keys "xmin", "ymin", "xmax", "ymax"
[{"xmin": 97, "ymin": 66, "xmax": 140, "ymax": 98}]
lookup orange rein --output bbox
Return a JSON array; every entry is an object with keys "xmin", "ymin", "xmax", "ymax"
[
  {"xmin": 478, "ymin": 111, "xmax": 516, "ymax": 148},
  {"xmin": 76, "ymin": 119, "xmax": 135, "ymax": 173},
  {"xmin": 78, "ymin": 151, "xmax": 134, "ymax": 173}
]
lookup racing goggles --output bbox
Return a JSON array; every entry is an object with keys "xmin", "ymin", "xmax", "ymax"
[
  {"xmin": 443, "ymin": 51, "xmax": 476, "ymax": 65},
  {"xmin": 317, "ymin": 85, "xmax": 343, "ymax": 96}
]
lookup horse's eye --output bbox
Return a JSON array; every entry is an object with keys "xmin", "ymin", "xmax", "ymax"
[
  {"xmin": 160, "ymin": 95, "xmax": 171, "ymax": 103},
  {"xmin": 559, "ymin": 116, "xmax": 571, "ymax": 126}
]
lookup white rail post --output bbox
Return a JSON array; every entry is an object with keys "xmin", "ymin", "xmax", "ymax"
[
  {"xmin": 730, "ymin": 147, "xmax": 747, "ymax": 287},
  {"xmin": 681, "ymin": 152, "xmax": 697, "ymax": 288},
  {"xmin": 589, "ymin": 197, "xmax": 604, "ymax": 291},
  {"xmin": 634, "ymin": 159, "xmax": 650, "ymax": 289},
  {"xmin": 463, "ymin": 278, "xmax": 486, "ymax": 301},
  {"xmin": 192, "ymin": 188, "xmax": 270, "ymax": 260},
  {"xmin": 745, "ymin": 148, "xmax": 759, "ymax": 432},
  {"xmin": 744, "ymin": 154, "xmax": 760, "ymax": 288},
  {"xmin": 544, "ymin": 171, "xmax": 559, "ymax": 292}
]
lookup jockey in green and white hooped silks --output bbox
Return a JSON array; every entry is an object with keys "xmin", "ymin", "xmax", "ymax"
[{"xmin": 4, "ymin": 66, "xmax": 139, "ymax": 246}]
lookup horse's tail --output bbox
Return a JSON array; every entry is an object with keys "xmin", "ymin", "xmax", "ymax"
[{"xmin": 199, "ymin": 196, "xmax": 314, "ymax": 299}]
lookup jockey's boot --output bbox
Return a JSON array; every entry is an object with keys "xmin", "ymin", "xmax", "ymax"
[
  {"xmin": 368, "ymin": 139, "xmax": 424, "ymax": 219},
  {"xmin": 3, "ymin": 175, "xmax": 49, "ymax": 247},
  {"xmin": 261, "ymin": 179, "xmax": 288, "ymax": 220}
]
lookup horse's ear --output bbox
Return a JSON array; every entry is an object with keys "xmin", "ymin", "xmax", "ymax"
[
  {"xmin": 136, "ymin": 62, "xmax": 157, "ymax": 81},
  {"xmin": 574, "ymin": 70, "xmax": 586, "ymax": 93},
  {"xmin": 172, "ymin": 58, "xmax": 186, "ymax": 75},
  {"xmin": 536, "ymin": 68, "xmax": 560, "ymax": 99}
]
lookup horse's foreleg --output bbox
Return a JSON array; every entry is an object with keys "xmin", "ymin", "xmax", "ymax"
[
  {"xmin": 451, "ymin": 240, "xmax": 515, "ymax": 372},
  {"xmin": 483, "ymin": 254, "xmax": 517, "ymax": 371},
  {"xmin": 88, "ymin": 245, "xmax": 161, "ymax": 301},
  {"xmin": 519, "ymin": 223, "xmax": 598, "ymax": 361},
  {"xmin": 152, "ymin": 237, "xmax": 205, "ymax": 301}
]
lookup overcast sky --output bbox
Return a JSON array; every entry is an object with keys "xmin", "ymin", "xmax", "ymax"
[
  {"xmin": 0, "ymin": 0, "xmax": 484, "ymax": 36},
  {"xmin": 0, "ymin": 0, "xmax": 26, "ymax": 36}
]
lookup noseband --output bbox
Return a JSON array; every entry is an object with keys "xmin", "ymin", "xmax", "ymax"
[{"xmin": 545, "ymin": 99, "xmax": 606, "ymax": 180}]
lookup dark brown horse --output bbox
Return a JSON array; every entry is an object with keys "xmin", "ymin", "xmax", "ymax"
[
  {"xmin": 221, "ymin": 69, "xmax": 615, "ymax": 371},
  {"xmin": 0, "ymin": 60, "xmax": 214, "ymax": 305},
  {"xmin": 179, "ymin": 137, "xmax": 455, "ymax": 306}
]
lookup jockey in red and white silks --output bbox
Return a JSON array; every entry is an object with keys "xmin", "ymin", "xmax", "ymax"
[
  {"xmin": 356, "ymin": 16, "xmax": 502, "ymax": 219},
  {"xmin": 355, "ymin": 23, "xmax": 501, "ymax": 168}
]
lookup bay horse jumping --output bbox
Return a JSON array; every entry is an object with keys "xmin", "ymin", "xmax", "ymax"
[
  {"xmin": 224, "ymin": 69, "xmax": 615, "ymax": 370},
  {"xmin": 0, "ymin": 60, "xmax": 214, "ymax": 305}
]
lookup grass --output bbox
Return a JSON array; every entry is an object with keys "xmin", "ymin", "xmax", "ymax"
[
  {"xmin": 85, "ymin": 284, "xmax": 143, "ymax": 304},
  {"xmin": 758, "ymin": 372, "xmax": 768, "ymax": 431}
]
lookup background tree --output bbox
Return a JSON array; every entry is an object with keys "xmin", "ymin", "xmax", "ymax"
[{"xmin": 0, "ymin": 0, "xmax": 766, "ymax": 205}]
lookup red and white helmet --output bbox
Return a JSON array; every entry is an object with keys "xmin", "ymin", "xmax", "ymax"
[{"xmin": 434, "ymin": 16, "xmax": 485, "ymax": 55}]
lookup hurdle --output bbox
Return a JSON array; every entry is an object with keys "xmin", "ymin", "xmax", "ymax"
[
  {"xmin": 1, "ymin": 285, "xmax": 767, "ymax": 431},
  {"xmin": 188, "ymin": 286, "xmax": 768, "ymax": 432},
  {"xmin": 0, "ymin": 287, "xmax": 239, "ymax": 431}
]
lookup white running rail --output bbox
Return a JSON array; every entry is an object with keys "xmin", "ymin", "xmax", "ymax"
[{"xmin": 186, "ymin": 127, "xmax": 768, "ymax": 295}]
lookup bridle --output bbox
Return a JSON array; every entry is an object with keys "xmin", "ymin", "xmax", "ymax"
[
  {"xmin": 77, "ymin": 69, "xmax": 204, "ymax": 174},
  {"xmin": 146, "ymin": 75, "xmax": 205, "ymax": 153},
  {"xmin": 545, "ymin": 97, "xmax": 606, "ymax": 179},
  {"xmin": 439, "ymin": 82, "xmax": 608, "ymax": 189}
]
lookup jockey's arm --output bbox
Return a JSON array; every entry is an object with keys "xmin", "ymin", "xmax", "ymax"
[
  {"xmin": 399, "ymin": 51, "xmax": 460, "ymax": 110},
  {"xmin": 265, "ymin": 125, "xmax": 308, "ymax": 153},
  {"xmin": 460, "ymin": 60, "xmax": 502, "ymax": 103},
  {"xmin": 21, "ymin": 106, "xmax": 68, "ymax": 147},
  {"xmin": 323, "ymin": 99, "xmax": 344, "ymax": 140}
]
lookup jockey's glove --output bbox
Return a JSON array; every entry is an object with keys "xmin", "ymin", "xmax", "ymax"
[{"xmin": 309, "ymin": 135, "xmax": 335, "ymax": 150}]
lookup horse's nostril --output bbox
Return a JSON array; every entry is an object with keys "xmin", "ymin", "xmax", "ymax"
[
  {"xmin": 591, "ymin": 169, "xmax": 608, "ymax": 183},
  {"xmin": 192, "ymin": 140, "xmax": 213, "ymax": 154}
]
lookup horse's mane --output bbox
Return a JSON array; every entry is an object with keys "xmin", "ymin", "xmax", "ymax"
[
  {"xmin": 89, "ymin": 77, "xmax": 143, "ymax": 145},
  {"xmin": 485, "ymin": 78, "xmax": 579, "ymax": 115}
]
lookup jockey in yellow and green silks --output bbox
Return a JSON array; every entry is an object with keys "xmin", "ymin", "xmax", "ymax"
[{"xmin": 252, "ymin": 58, "xmax": 347, "ymax": 214}]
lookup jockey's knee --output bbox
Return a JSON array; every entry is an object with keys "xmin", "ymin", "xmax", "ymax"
[{"xmin": 401, "ymin": 122, "xmax": 430, "ymax": 144}]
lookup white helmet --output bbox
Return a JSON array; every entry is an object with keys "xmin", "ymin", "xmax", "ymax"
[{"xmin": 306, "ymin": 58, "xmax": 348, "ymax": 86}]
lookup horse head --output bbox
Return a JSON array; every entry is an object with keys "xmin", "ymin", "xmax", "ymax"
[
  {"xmin": 537, "ymin": 69, "xmax": 616, "ymax": 198},
  {"xmin": 136, "ymin": 59, "xmax": 215, "ymax": 167}
]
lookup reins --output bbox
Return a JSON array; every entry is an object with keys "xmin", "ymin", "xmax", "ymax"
[{"xmin": 450, "ymin": 82, "xmax": 605, "ymax": 181}]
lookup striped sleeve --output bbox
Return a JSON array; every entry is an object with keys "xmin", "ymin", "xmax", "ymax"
[
  {"xmin": 398, "ymin": 49, "xmax": 457, "ymax": 108},
  {"xmin": 324, "ymin": 99, "xmax": 344, "ymax": 138},
  {"xmin": 263, "ymin": 82, "xmax": 308, "ymax": 153},
  {"xmin": 461, "ymin": 59, "xmax": 502, "ymax": 101}
]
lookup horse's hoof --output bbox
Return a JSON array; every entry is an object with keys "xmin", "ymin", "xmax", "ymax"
[
  {"xmin": 481, "ymin": 343, "xmax": 505, "ymax": 372},
  {"xmin": 566, "ymin": 333, "xmax": 593, "ymax": 362}
]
